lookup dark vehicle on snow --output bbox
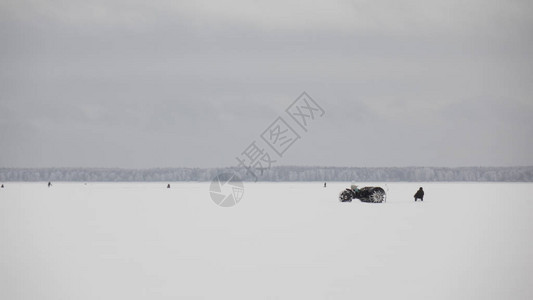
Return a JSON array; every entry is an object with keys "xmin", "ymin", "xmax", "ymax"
[{"xmin": 339, "ymin": 185, "xmax": 386, "ymax": 203}]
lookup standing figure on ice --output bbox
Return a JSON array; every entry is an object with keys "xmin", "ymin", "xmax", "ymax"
[
  {"xmin": 414, "ymin": 187, "xmax": 424, "ymax": 201},
  {"xmin": 48, "ymin": 182, "xmax": 52, "ymax": 188}
]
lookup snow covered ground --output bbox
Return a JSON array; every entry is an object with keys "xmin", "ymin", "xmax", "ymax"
[{"xmin": 1, "ymin": 182, "xmax": 532, "ymax": 299}]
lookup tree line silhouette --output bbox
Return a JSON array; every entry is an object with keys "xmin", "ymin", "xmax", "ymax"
[{"xmin": 1, "ymin": 166, "xmax": 532, "ymax": 182}]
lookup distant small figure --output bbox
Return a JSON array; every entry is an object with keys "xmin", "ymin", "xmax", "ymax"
[
  {"xmin": 1, "ymin": 184, "xmax": 4, "ymax": 188},
  {"xmin": 324, "ymin": 182, "xmax": 327, "ymax": 188},
  {"xmin": 167, "ymin": 184, "xmax": 170, "ymax": 189},
  {"xmin": 414, "ymin": 187, "xmax": 424, "ymax": 201},
  {"xmin": 48, "ymin": 182, "xmax": 52, "ymax": 188}
]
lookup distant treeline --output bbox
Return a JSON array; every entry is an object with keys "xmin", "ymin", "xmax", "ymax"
[{"xmin": 1, "ymin": 166, "xmax": 532, "ymax": 182}]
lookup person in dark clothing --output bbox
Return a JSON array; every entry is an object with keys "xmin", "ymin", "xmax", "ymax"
[
  {"xmin": 324, "ymin": 182, "xmax": 327, "ymax": 188},
  {"xmin": 414, "ymin": 187, "xmax": 424, "ymax": 201},
  {"xmin": 48, "ymin": 182, "xmax": 52, "ymax": 188},
  {"xmin": 167, "ymin": 184, "xmax": 171, "ymax": 189},
  {"xmin": 1, "ymin": 184, "xmax": 4, "ymax": 188}
]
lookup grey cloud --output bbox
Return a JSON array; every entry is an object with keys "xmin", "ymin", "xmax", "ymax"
[{"xmin": 0, "ymin": 0, "xmax": 532, "ymax": 168}]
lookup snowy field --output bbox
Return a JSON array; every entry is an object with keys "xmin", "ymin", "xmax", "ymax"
[{"xmin": 1, "ymin": 182, "xmax": 532, "ymax": 300}]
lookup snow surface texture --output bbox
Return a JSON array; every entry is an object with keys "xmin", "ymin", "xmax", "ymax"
[{"xmin": 1, "ymin": 182, "xmax": 532, "ymax": 299}]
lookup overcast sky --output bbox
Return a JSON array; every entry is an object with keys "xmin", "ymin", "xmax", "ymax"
[{"xmin": 1, "ymin": 0, "xmax": 532, "ymax": 168}]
